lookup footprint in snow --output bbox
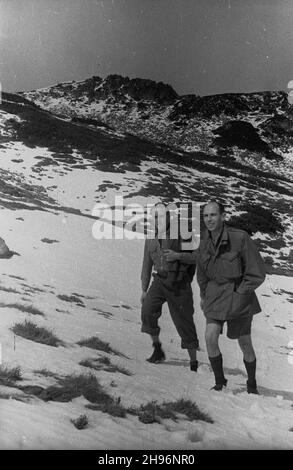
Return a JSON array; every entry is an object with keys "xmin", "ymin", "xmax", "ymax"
[
  {"xmin": 41, "ymin": 238, "xmax": 59, "ymax": 244},
  {"xmin": 121, "ymin": 304, "xmax": 133, "ymax": 310}
]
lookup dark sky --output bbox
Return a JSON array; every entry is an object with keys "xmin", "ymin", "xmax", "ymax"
[{"xmin": 0, "ymin": 0, "xmax": 292, "ymax": 96}]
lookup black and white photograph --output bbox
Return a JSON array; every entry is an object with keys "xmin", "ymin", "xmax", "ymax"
[{"xmin": 0, "ymin": 0, "xmax": 293, "ymax": 452}]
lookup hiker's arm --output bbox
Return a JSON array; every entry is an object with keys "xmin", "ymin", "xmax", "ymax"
[
  {"xmin": 141, "ymin": 240, "xmax": 153, "ymax": 292},
  {"xmin": 177, "ymin": 251, "xmax": 197, "ymax": 264},
  {"xmin": 165, "ymin": 235, "xmax": 198, "ymax": 264},
  {"xmin": 237, "ymin": 233, "xmax": 266, "ymax": 294},
  {"xmin": 164, "ymin": 250, "xmax": 197, "ymax": 264},
  {"xmin": 196, "ymin": 260, "xmax": 209, "ymax": 299}
]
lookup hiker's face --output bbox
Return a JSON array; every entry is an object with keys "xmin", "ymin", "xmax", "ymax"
[{"xmin": 203, "ymin": 203, "xmax": 225, "ymax": 232}]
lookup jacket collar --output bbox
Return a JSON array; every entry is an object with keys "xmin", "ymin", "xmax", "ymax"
[
  {"xmin": 203, "ymin": 224, "xmax": 229, "ymax": 257},
  {"xmin": 219, "ymin": 224, "xmax": 229, "ymax": 244},
  {"xmin": 203, "ymin": 223, "xmax": 228, "ymax": 241}
]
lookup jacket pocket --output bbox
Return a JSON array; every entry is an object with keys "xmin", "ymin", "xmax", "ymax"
[
  {"xmin": 229, "ymin": 291, "xmax": 253, "ymax": 319},
  {"xmin": 218, "ymin": 251, "xmax": 242, "ymax": 279}
]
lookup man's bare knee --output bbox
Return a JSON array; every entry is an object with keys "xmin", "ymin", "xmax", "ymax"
[
  {"xmin": 205, "ymin": 323, "xmax": 221, "ymax": 350},
  {"xmin": 238, "ymin": 334, "xmax": 252, "ymax": 348},
  {"xmin": 205, "ymin": 331, "xmax": 216, "ymax": 345}
]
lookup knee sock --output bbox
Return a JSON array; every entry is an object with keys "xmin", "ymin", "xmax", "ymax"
[
  {"xmin": 151, "ymin": 335, "xmax": 160, "ymax": 347},
  {"xmin": 152, "ymin": 340, "xmax": 163, "ymax": 351},
  {"xmin": 244, "ymin": 358, "xmax": 256, "ymax": 387},
  {"xmin": 209, "ymin": 353, "xmax": 226, "ymax": 385}
]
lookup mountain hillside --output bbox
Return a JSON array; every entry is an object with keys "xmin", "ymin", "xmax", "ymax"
[
  {"xmin": 0, "ymin": 78, "xmax": 292, "ymax": 449},
  {"xmin": 16, "ymin": 77, "xmax": 293, "ymax": 276},
  {"xmin": 21, "ymin": 75, "xmax": 293, "ymax": 162}
]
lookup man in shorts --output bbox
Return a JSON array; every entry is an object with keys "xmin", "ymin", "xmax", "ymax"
[
  {"xmin": 196, "ymin": 201, "xmax": 266, "ymax": 393},
  {"xmin": 140, "ymin": 203, "xmax": 199, "ymax": 371}
]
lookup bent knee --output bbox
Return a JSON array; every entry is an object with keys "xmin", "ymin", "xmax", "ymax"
[{"xmin": 205, "ymin": 330, "xmax": 219, "ymax": 345}]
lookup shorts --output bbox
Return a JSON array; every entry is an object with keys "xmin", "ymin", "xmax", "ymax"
[{"xmin": 206, "ymin": 315, "xmax": 253, "ymax": 340}]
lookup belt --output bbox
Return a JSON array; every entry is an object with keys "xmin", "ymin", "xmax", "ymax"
[{"xmin": 153, "ymin": 270, "xmax": 168, "ymax": 279}]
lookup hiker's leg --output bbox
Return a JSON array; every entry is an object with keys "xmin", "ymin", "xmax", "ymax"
[
  {"xmin": 187, "ymin": 348, "xmax": 198, "ymax": 371},
  {"xmin": 141, "ymin": 277, "xmax": 166, "ymax": 362},
  {"xmin": 141, "ymin": 278, "xmax": 165, "ymax": 339},
  {"xmin": 151, "ymin": 334, "xmax": 160, "ymax": 345},
  {"xmin": 166, "ymin": 283, "xmax": 199, "ymax": 371},
  {"xmin": 238, "ymin": 334, "xmax": 256, "ymax": 362},
  {"xmin": 230, "ymin": 313, "xmax": 258, "ymax": 393},
  {"xmin": 205, "ymin": 321, "xmax": 222, "ymax": 357},
  {"xmin": 166, "ymin": 283, "xmax": 199, "ymax": 350},
  {"xmin": 206, "ymin": 321, "xmax": 227, "ymax": 389},
  {"xmin": 238, "ymin": 333, "xmax": 258, "ymax": 393},
  {"xmin": 187, "ymin": 348, "xmax": 198, "ymax": 362},
  {"xmin": 229, "ymin": 317, "xmax": 256, "ymax": 371}
]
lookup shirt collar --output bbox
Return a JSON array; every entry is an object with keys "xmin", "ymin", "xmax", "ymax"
[{"xmin": 203, "ymin": 224, "xmax": 229, "ymax": 251}]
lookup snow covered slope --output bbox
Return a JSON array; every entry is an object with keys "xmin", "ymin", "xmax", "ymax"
[{"xmin": 0, "ymin": 87, "xmax": 293, "ymax": 449}]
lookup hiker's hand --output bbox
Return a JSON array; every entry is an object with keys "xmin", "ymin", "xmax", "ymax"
[
  {"xmin": 164, "ymin": 249, "xmax": 179, "ymax": 262},
  {"xmin": 140, "ymin": 291, "xmax": 147, "ymax": 304}
]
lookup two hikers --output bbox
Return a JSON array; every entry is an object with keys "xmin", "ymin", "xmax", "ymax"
[{"xmin": 140, "ymin": 201, "xmax": 266, "ymax": 394}]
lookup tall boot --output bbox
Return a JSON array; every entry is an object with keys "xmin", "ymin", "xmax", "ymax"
[
  {"xmin": 209, "ymin": 353, "xmax": 227, "ymax": 391},
  {"xmin": 244, "ymin": 358, "xmax": 258, "ymax": 394},
  {"xmin": 188, "ymin": 347, "xmax": 199, "ymax": 372},
  {"xmin": 190, "ymin": 360, "xmax": 199, "ymax": 372},
  {"xmin": 146, "ymin": 341, "xmax": 166, "ymax": 363}
]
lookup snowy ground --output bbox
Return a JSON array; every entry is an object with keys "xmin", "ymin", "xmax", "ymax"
[{"xmin": 0, "ymin": 140, "xmax": 293, "ymax": 450}]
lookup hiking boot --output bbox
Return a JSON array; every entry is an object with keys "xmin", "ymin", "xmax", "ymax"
[
  {"xmin": 247, "ymin": 380, "xmax": 259, "ymax": 395},
  {"xmin": 146, "ymin": 342, "xmax": 166, "ymax": 363},
  {"xmin": 190, "ymin": 360, "xmax": 198, "ymax": 372},
  {"xmin": 211, "ymin": 379, "xmax": 228, "ymax": 391}
]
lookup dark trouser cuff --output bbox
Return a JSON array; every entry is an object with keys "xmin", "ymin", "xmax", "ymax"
[
  {"xmin": 181, "ymin": 340, "xmax": 199, "ymax": 350},
  {"xmin": 141, "ymin": 324, "xmax": 160, "ymax": 336}
]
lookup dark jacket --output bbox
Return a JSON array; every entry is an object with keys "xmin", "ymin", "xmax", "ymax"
[
  {"xmin": 141, "ymin": 237, "xmax": 196, "ymax": 292},
  {"xmin": 196, "ymin": 224, "xmax": 266, "ymax": 321}
]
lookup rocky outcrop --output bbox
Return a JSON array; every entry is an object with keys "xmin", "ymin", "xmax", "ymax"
[{"xmin": 213, "ymin": 120, "xmax": 280, "ymax": 158}]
